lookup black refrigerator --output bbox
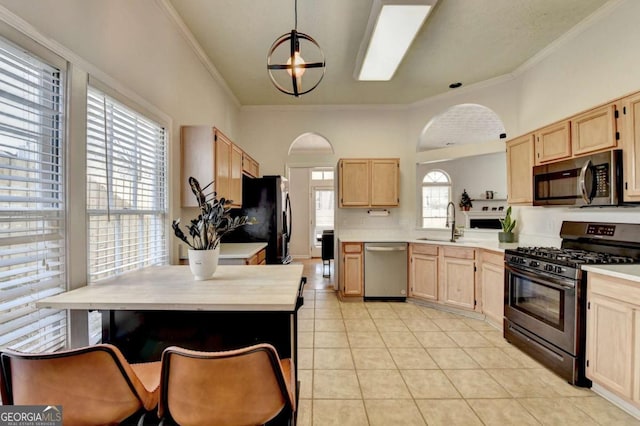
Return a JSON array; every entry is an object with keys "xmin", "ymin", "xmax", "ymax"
[{"xmin": 224, "ymin": 175, "xmax": 292, "ymax": 264}]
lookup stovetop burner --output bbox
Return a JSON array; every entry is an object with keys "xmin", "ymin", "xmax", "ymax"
[{"xmin": 514, "ymin": 246, "xmax": 637, "ymax": 266}]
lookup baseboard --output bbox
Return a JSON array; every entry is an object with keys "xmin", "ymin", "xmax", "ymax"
[
  {"xmin": 291, "ymin": 255, "xmax": 311, "ymax": 259},
  {"xmin": 591, "ymin": 383, "xmax": 640, "ymax": 420},
  {"xmin": 407, "ymin": 298, "xmax": 485, "ymax": 321}
]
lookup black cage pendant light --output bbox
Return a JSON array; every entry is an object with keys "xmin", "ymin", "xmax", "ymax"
[{"xmin": 267, "ymin": 0, "xmax": 326, "ymax": 97}]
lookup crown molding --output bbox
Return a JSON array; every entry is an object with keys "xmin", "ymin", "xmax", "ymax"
[
  {"xmin": 514, "ymin": 0, "xmax": 625, "ymax": 75},
  {"xmin": 0, "ymin": 5, "xmax": 172, "ymax": 126},
  {"xmin": 155, "ymin": 0, "xmax": 240, "ymax": 108}
]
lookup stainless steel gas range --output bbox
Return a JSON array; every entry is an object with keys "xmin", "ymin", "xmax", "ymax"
[{"xmin": 504, "ymin": 221, "xmax": 640, "ymax": 387}]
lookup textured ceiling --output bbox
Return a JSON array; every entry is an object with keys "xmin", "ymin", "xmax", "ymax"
[
  {"xmin": 167, "ymin": 0, "xmax": 610, "ymax": 106},
  {"xmin": 420, "ymin": 104, "xmax": 506, "ymax": 149}
]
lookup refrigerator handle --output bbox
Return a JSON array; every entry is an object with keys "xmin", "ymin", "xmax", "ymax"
[{"xmin": 285, "ymin": 193, "xmax": 292, "ymax": 242}]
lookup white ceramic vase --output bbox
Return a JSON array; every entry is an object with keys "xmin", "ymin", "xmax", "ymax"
[{"xmin": 188, "ymin": 246, "xmax": 220, "ymax": 280}]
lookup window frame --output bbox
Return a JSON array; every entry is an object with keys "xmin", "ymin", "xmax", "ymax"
[
  {"xmin": 420, "ymin": 169, "xmax": 452, "ymax": 229},
  {"xmin": 86, "ymin": 81, "xmax": 169, "ymax": 283},
  {"xmin": 0, "ymin": 28, "xmax": 69, "ymax": 352}
]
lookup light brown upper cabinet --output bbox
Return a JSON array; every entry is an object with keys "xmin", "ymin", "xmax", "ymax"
[
  {"xmin": 180, "ymin": 126, "xmax": 243, "ymax": 208},
  {"xmin": 571, "ymin": 103, "xmax": 619, "ymax": 156},
  {"xmin": 338, "ymin": 158, "xmax": 399, "ymax": 207},
  {"xmin": 506, "ymin": 134, "xmax": 534, "ymax": 205},
  {"xmin": 230, "ymin": 144, "xmax": 243, "ymax": 206},
  {"xmin": 620, "ymin": 92, "xmax": 640, "ymax": 202},
  {"xmin": 242, "ymin": 152, "xmax": 259, "ymax": 178},
  {"xmin": 534, "ymin": 121, "xmax": 571, "ymax": 165}
]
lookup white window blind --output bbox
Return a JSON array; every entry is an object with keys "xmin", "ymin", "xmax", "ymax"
[
  {"xmin": 86, "ymin": 87, "xmax": 167, "ymax": 283},
  {"xmin": 0, "ymin": 37, "xmax": 66, "ymax": 352}
]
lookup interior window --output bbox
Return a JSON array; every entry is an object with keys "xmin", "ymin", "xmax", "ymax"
[{"xmin": 422, "ymin": 170, "xmax": 451, "ymax": 228}]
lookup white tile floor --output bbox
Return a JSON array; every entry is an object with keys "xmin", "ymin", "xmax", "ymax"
[{"xmin": 294, "ymin": 260, "xmax": 640, "ymax": 425}]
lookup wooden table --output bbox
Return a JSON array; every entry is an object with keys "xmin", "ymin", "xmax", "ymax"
[{"xmin": 37, "ymin": 265, "xmax": 305, "ymax": 369}]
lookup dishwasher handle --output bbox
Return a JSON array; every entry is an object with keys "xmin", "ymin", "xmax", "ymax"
[{"xmin": 365, "ymin": 246, "xmax": 407, "ymax": 252}]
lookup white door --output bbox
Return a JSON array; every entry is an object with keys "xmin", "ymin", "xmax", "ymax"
[{"xmin": 310, "ymin": 187, "xmax": 334, "ymax": 257}]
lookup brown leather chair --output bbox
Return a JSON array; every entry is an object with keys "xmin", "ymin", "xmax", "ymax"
[
  {"xmin": 0, "ymin": 343, "xmax": 161, "ymax": 426},
  {"xmin": 158, "ymin": 343, "xmax": 296, "ymax": 426}
]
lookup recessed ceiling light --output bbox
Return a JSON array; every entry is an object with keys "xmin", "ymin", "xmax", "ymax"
[
  {"xmin": 355, "ymin": 0, "xmax": 438, "ymax": 81},
  {"xmin": 449, "ymin": 82, "xmax": 462, "ymax": 89}
]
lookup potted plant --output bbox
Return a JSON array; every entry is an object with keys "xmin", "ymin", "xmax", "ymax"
[
  {"xmin": 499, "ymin": 206, "xmax": 517, "ymax": 243},
  {"xmin": 172, "ymin": 177, "xmax": 253, "ymax": 280},
  {"xmin": 459, "ymin": 189, "xmax": 473, "ymax": 211}
]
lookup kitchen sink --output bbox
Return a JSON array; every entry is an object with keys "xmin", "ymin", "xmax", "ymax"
[{"xmin": 415, "ymin": 237, "xmax": 455, "ymax": 242}]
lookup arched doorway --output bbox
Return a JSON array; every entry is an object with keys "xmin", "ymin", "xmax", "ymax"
[{"xmin": 287, "ymin": 133, "xmax": 336, "ymax": 260}]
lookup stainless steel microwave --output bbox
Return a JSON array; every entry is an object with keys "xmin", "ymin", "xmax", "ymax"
[{"xmin": 533, "ymin": 149, "xmax": 622, "ymax": 206}]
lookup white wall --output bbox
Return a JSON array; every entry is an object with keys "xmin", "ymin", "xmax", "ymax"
[
  {"xmin": 0, "ymin": 0, "xmax": 241, "ymax": 262},
  {"xmin": 241, "ymin": 0, "xmax": 640, "ymax": 243},
  {"xmin": 239, "ymin": 106, "xmax": 416, "ymax": 234},
  {"xmin": 288, "ymin": 167, "xmax": 310, "ymax": 257},
  {"xmin": 517, "ymin": 0, "xmax": 640, "ymax": 132},
  {"xmin": 511, "ymin": 0, "xmax": 640, "ymax": 241},
  {"xmin": 5, "ymin": 0, "xmax": 640, "ymax": 252}
]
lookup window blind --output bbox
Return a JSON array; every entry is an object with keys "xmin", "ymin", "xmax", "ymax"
[
  {"xmin": 0, "ymin": 36, "xmax": 66, "ymax": 352},
  {"xmin": 86, "ymin": 87, "xmax": 167, "ymax": 283}
]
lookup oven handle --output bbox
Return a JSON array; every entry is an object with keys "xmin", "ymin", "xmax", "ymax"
[{"xmin": 505, "ymin": 264, "xmax": 576, "ymax": 290}]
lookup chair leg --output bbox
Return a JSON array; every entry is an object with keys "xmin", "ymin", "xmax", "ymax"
[{"xmin": 322, "ymin": 259, "xmax": 331, "ymax": 278}]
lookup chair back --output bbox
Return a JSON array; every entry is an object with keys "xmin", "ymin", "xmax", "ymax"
[
  {"xmin": 159, "ymin": 344, "xmax": 295, "ymax": 426},
  {"xmin": 0, "ymin": 344, "xmax": 157, "ymax": 425}
]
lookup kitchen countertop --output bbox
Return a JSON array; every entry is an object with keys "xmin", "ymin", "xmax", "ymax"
[
  {"xmin": 36, "ymin": 264, "xmax": 303, "ymax": 311},
  {"xmin": 180, "ymin": 242, "xmax": 267, "ymax": 260},
  {"xmin": 338, "ymin": 236, "xmax": 518, "ymax": 253},
  {"xmin": 582, "ymin": 264, "xmax": 640, "ymax": 283}
]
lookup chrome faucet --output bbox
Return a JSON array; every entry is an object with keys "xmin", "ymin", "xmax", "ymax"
[{"xmin": 446, "ymin": 201, "xmax": 456, "ymax": 242}]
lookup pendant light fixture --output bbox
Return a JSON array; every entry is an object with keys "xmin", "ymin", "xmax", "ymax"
[{"xmin": 267, "ymin": 0, "xmax": 326, "ymax": 97}]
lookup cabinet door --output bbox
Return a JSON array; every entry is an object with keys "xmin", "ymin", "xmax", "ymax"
[
  {"xmin": 370, "ymin": 159, "xmax": 399, "ymax": 206},
  {"xmin": 242, "ymin": 152, "xmax": 259, "ymax": 178},
  {"xmin": 572, "ymin": 103, "xmax": 618, "ymax": 156},
  {"xmin": 635, "ymin": 310, "xmax": 640, "ymax": 405},
  {"xmin": 506, "ymin": 134, "xmax": 534, "ymax": 205},
  {"xmin": 480, "ymin": 262, "xmax": 504, "ymax": 328},
  {"xmin": 180, "ymin": 126, "xmax": 215, "ymax": 207},
  {"xmin": 621, "ymin": 93, "xmax": 640, "ymax": 202},
  {"xmin": 343, "ymin": 253, "xmax": 363, "ymax": 296},
  {"xmin": 586, "ymin": 293, "xmax": 634, "ymax": 398},
  {"xmin": 441, "ymin": 257, "xmax": 475, "ymax": 310},
  {"xmin": 534, "ymin": 121, "xmax": 571, "ymax": 165},
  {"xmin": 229, "ymin": 144, "xmax": 243, "ymax": 207},
  {"xmin": 214, "ymin": 130, "xmax": 231, "ymax": 201},
  {"xmin": 339, "ymin": 160, "xmax": 370, "ymax": 207},
  {"xmin": 410, "ymin": 254, "xmax": 438, "ymax": 301}
]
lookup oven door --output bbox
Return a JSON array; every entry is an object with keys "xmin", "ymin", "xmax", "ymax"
[{"xmin": 504, "ymin": 264, "xmax": 577, "ymax": 354}]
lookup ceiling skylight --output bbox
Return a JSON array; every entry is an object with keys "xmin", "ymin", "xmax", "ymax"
[{"xmin": 356, "ymin": 1, "xmax": 436, "ymax": 81}]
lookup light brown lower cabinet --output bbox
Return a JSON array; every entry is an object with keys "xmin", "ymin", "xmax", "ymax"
[
  {"xmin": 440, "ymin": 246, "xmax": 476, "ymax": 310},
  {"xmin": 246, "ymin": 248, "xmax": 266, "ymax": 265},
  {"xmin": 409, "ymin": 244, "xmax": 478, "ymax": 312},
  {"xmin": 409, "ymin": 244, "xmax": 438, "ymax": 301},
  {"xmin": 340, "ymin": 242, "xmax": 364, "ymax": 297},
  {"xmin": 586, "ymin": 272, "xmax": 640, "ymax": 409},
  {"xmin": 479, "ymin": 249, "xmax": 505, "ymax": 329}
]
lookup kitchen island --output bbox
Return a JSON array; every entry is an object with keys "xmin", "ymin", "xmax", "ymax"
[
  {"xmin": 37, "ymin": 264, "xmax": 305, "ymax": 373},
  {"xmin": 179, "ymin": 242, "xmax": 268, "ymax": 265}
]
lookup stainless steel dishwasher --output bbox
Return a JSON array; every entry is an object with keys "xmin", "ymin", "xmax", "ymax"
[{"xmin": 364, "ymin": 242, "xmax": 408, "ymax": 300}]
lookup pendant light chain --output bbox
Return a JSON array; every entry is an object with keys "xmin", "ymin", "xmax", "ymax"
[{"xmin": 294, "ymin": 0, "xmax": 298, "ymax": 30}]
